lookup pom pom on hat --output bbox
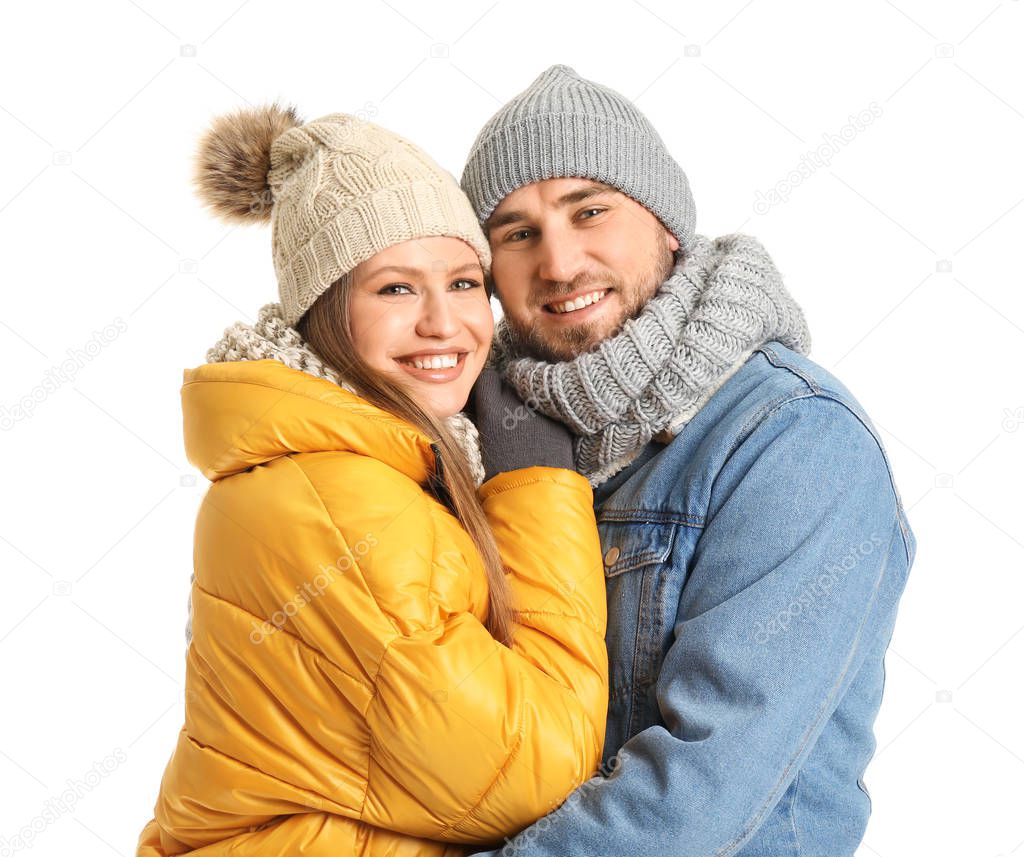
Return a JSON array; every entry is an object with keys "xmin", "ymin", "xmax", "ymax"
[{"xmin": 192, "ymin": 102, "xmax": 303, "ymax": 224}]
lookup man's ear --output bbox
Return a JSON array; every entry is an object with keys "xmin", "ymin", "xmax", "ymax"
[{"xmin": 666, "ymin": 230, "xmax": 680, "ymax": 253}]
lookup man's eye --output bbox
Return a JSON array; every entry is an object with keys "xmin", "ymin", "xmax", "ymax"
[
  {"xmin": 451, "ymin": 279, "xmax": 481, "ymax": 290},
  {"xmin": 506, "ymin": 229, "xmax": 533, "ymax": 243},
  {"xmin": 578, "ymin": 207, "xmax": 605, "ymax": 220},
  {"xmin": 379, "ymin": 283, "xmax": 413, "ymax": 295}
]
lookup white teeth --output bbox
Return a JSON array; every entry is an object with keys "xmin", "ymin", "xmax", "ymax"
[
  {"xmin": 549, "ymin": 290, "xmax": 608, "ymax": 314},
  {"xmin": 400, "ymin": 353, "xmax": 460, "ymax": 370}
]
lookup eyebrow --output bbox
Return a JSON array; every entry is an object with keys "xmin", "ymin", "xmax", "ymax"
[
  {"xmin": 364, "ymin": 262, "xmax": 483, "ymax": 278},
  {"xmin": 485, "ymin": 182, "xmax": 614, "ymax": 232}
]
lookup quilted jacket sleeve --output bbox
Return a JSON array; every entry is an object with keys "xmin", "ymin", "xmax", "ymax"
[{"xmin": 360, "ymin": 466, "xmax": 609, "ymax": 843}]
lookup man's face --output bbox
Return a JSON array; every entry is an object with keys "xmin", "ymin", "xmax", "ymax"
[{"xmin": 485, "ymin": 178, "xmax": 680, "ymax": 362}]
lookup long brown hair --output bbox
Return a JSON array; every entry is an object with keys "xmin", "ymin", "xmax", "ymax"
[{"xmin": 297, "ymin": 273, "xmax": 515, "ymax": 647}]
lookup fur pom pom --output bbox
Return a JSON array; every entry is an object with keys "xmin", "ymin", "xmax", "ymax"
[{"xmin": 192, "ymin": 102, "xmax": 303, "ymax": 224}]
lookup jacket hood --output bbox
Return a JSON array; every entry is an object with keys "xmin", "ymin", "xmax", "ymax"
[{"xmin": 182, "ymin": 358, "xmax": 437, "ymax": 483}]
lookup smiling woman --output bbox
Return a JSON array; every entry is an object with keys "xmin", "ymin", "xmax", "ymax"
[
  {"xmin": 307, "ymin": 237, "xmax": 494, "ymax": 419},
  {"xmin": 134, "ymin": 103, "xmax": 609, "ymax": 857}
]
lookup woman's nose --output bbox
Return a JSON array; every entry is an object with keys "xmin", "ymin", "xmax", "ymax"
[{"xmin": 415, "ymin": 292, "xmax": 460, "ymax": 339}]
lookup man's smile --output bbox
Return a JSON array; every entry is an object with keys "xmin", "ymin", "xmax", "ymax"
[{"xmin": 543, "ymin": 287, "xmax": 612, "ymax": 315}]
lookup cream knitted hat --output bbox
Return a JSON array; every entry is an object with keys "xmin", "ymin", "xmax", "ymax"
[{"xmin": 193, "ymin": 102, "xmax": 492, "ymax": 325}]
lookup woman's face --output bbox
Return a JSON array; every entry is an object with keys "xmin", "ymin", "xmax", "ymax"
[{"xmin": 348, "ymin": 236, "xmax": 493, "ymax": 419}]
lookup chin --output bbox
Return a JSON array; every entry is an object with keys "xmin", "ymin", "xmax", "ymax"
[
  {"xmin": 535, "ymin": 321, "xmax": 612, "ymax": 362},
  {"xmin": 523, "ymin": 302, "xmax": 626, "ymax": 361},
  {"xmin": 416, "ymin": 389, "xmax": 469, "ymax": 420}
]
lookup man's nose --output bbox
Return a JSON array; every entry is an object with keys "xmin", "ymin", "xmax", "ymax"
[{"xmin": 536, "ymin": 231, "xmax": 586, "ymax": 284}]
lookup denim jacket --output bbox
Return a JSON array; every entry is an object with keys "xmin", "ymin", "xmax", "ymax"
[{"xmin": 474, "ymin": 341, "xmax": 916, "ymax": 857}]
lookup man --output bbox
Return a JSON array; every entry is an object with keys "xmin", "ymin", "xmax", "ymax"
[{"xmin": 460, "ymin": 65, "xmax": 916, "ymax": 856}]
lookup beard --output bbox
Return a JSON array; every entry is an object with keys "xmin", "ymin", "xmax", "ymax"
[{"xmin": 498, "ymin": 243, "xmax": 678, "ymax": 364}]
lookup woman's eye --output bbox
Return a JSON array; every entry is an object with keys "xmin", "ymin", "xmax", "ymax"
[
  {"xmin": 379, "ymin": 283, "xmax": 413, "ymax": 296},
  {"xmin": 451, "ymin": 278, "xmax": 481, "ymax": 291}
]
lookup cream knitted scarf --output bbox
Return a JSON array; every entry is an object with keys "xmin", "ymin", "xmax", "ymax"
[{"xmin": 489, "ymin": 233, "xmax": 813, "ymax": 486}]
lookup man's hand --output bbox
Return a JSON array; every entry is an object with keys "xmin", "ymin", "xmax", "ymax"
[{"xmin": 467, "ymin": 367, "xmax": 575, "ymax": 481}]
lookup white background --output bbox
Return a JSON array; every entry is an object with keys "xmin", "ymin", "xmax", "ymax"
[{"xmin": 1, "ymin": 1, "xmax": 1022, "ymax": 854}]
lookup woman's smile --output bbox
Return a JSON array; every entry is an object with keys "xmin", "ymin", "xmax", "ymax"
[{"xmin": 394, "ymin": 349, "xmax": 470, "ymax": 383}]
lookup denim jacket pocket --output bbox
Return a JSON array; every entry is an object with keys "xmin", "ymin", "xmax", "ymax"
[{"xmin": 599, "ymin": 518, "xmax": 676, "ymax": 578}]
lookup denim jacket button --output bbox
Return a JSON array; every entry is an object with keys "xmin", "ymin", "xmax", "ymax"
[{"xmin": 603, "ymin": 546, "xmax": 621, "ymax": 566}]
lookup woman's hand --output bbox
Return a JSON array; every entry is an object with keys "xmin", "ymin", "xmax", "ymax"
[{"xmin": 467, "ymin": 367, "xmax": 575, "ymax": 481}]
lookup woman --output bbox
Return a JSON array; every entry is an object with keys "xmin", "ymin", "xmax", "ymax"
[{"xmin": 135, "ymin": 104, "xmax": 609, "ymax": 855}]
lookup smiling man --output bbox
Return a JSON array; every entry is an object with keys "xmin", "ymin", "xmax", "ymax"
[
  {"xmin": 481, "ymin": 178, "xmax": 678, "ymax": 362},
  {"xmin": 460, "ymin": 65, "xmax": 917, "ymax": 856}
]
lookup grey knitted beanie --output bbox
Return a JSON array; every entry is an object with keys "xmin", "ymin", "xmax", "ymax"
[{"xmin": 460, "ymin": 64, "xmax": 697, "ymax": 253}]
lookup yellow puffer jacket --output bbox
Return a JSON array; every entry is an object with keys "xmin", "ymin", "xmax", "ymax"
[{"xmin": 136, "ymin": 358, "xmax": 609, "ymax": 856}]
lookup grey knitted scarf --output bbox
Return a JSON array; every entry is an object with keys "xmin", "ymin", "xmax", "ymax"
[{"xmin": 489, "ymin": 233, "xmax": 812, "ymax": 486}]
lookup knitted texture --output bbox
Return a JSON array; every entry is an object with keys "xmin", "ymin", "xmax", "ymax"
[
  {"xmin": 267, "ymin": 115, "xmax": 492, "ymax": 325},
  {"xmin": 460, "ymin": 64, "xmax": 697, "ymax": 253},
  {"xmin": 203, "ymin": 303, "xmax": 487, "ymax": 487},
  {"xmin": 489, "ymin": 233, "xmax": 812, "ymax": 485}
]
